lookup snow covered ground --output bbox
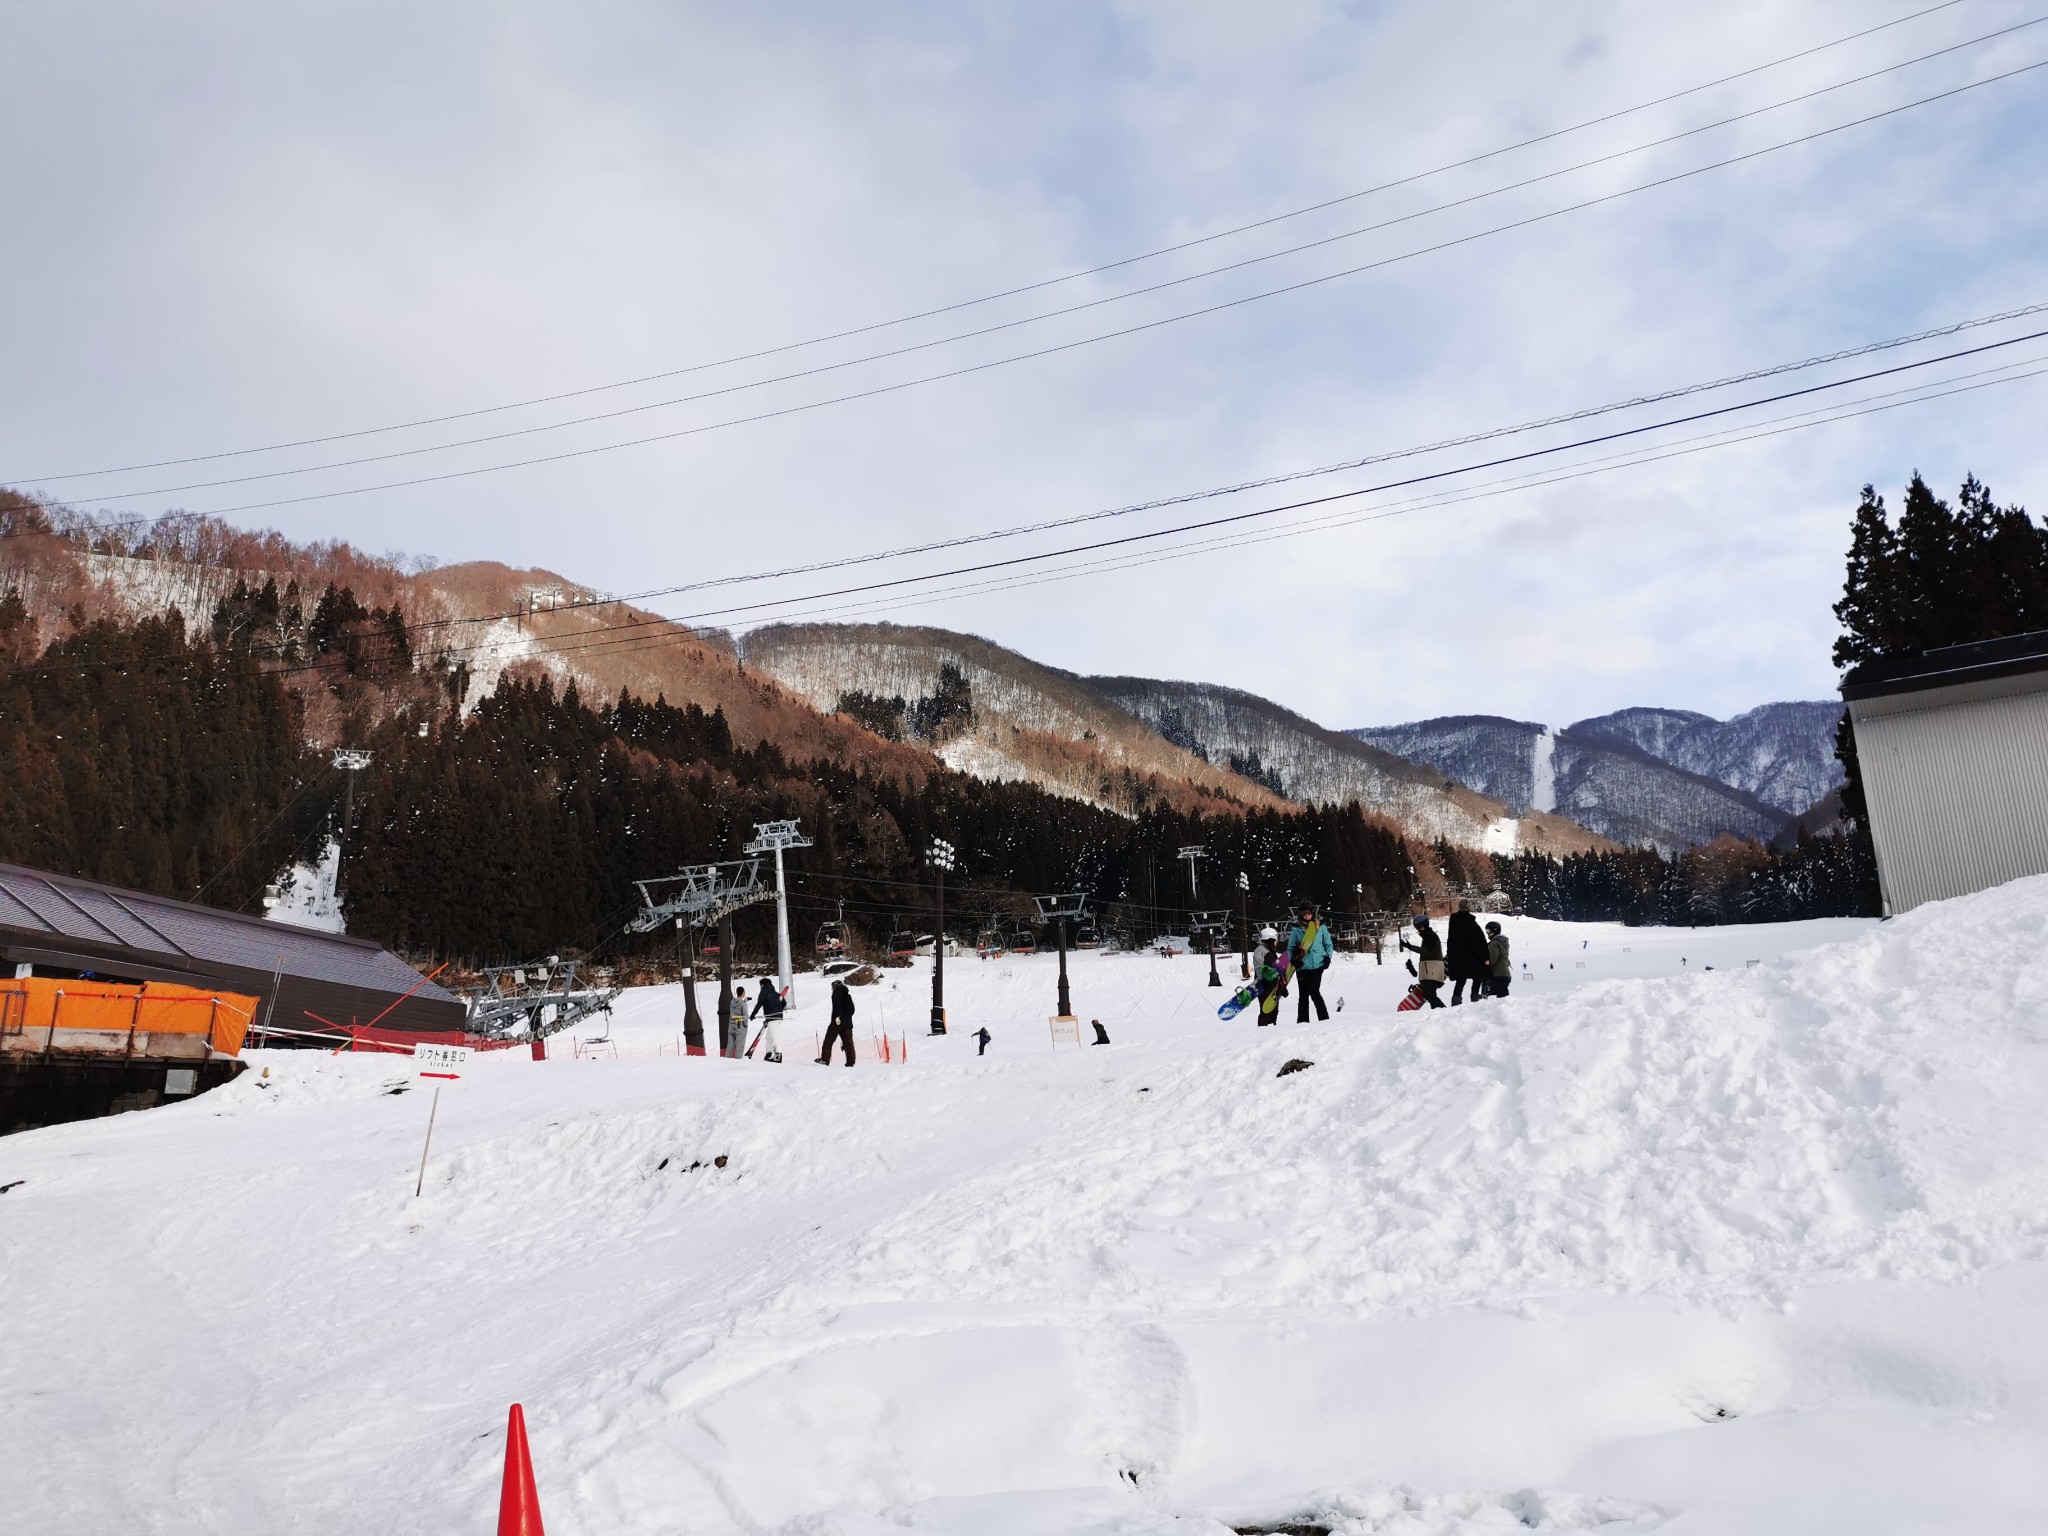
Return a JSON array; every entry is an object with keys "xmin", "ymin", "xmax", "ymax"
[{"xmin": 6, "ymin": 891, "xmax": 2048, "ymax": 1534}]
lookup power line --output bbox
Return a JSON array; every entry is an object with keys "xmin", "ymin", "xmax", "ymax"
[
  {"xmin": 10, "ymin": 0, "xmax": 1973, "ymax": 488},
  {"xmin": 412, "ymin": 324, "xmax": 2048, "ymax": 645},
  {"xmin": 395, "ymin": 300, "xmax": 2048, "ymax": 632},
  {"xmin": 52, "ymin": 14, "xmax": 2045, "ymax": 507},
  {"xmin": 121, "ymin": 57, "xmax": 2048, "ymax": 521},
  {"xmin": 10, "ymin": 316, "xmax": 2043, "ymax": 684}
]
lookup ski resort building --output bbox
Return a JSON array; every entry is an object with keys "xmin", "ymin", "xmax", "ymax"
[
  {"xmin": 0, "ymin": 860, "xmax": 464, "ymax": 1130},
  {"xmin": 1841, "ymin": 630, "xmax": 2048, "ymax": 914}
]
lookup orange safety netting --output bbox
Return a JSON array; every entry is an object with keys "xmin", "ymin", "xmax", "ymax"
[{"xmin": 0, "ymin": 978, "xmax": 257, "ymax": 1057}]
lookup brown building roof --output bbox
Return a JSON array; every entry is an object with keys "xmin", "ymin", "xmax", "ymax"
[{"xmin": 0, "ymin": 861, "xmax": 464, "ymax": 1038}]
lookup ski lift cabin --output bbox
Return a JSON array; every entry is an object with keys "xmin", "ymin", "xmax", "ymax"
[
  {"xmin": 1073, "ymin": 921, "xmax": 1101, "ymax": 950},
  {"xmin": 1009, "ymin": 925, "xmax": 1038, "ymax": 955},
  {"xmin": 888, "ymin": 930, "xmax": 919, "ymax": 962},
  {"xmin": 814, "ymin": 920, "xmax": 846, "ymax": 959}
]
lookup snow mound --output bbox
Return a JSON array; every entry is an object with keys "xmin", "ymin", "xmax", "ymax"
[{"xmin": 5, "ymin": 883, "xmax": 2048, "ymax": 1533}]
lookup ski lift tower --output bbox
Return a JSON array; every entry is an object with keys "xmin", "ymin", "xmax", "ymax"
[
  {"xmin": 628, "ymin": 859, "xmax": 772, "ymax": 1056},
  {"xmin": 744, "ymin": 820, "xmax": 812, "ymax": 1007},
  {"xmin": 1033, "ymin": 891, "xmax": 1088, "ymax": 1019},
  {"xmin": 1177, "ymin": 845, "xmax": 1206, "ymax": 939},
  {"xmin": 331, "ymin": 748, "xmax": 373, "ymax": 898},
  {"xmin": 1190, "ymin": 911, "xmax": 1231, "ymax": 987}
]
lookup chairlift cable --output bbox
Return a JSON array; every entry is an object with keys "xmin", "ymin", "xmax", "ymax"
[{"xmin": 9, "ymin": 0, "xmax": 1974, "ymax": 488}]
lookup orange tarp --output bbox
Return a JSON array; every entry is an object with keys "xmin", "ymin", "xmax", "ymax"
[{"xmin": 0, "ymin": 978, "xmax": 256, "ymax": 1058}]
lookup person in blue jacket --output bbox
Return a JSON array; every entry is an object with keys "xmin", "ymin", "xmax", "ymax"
[{"xmin": 1288, "ymin": 902, "xmax": 1334, "ymax": 1023}]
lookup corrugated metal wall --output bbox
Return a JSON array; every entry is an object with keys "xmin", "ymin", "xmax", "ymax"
[{"xmin": 1854, "ymin": 685, "xmax": 2048, "ymax": 912}]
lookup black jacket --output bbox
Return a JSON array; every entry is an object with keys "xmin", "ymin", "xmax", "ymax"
[
  {"xmin": 752, "ymin": 984, "xmax": 787, "ymax": 1019},
  {"xmin": 1445, "ymin": 911, "xmax": 1490, "ymax": 979},
  {"xmin": 829, "ymin": 981, "xmax": 855, "ymax": 1023}
]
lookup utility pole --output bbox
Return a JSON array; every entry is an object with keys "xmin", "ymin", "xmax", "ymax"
[
  {"xmin": 744, "ymin": 820, "xmax": 812, "ymax": 1007},
  {"xmin": 927, "ymin": 837, "xmax": 956, "ymax": 1035}
]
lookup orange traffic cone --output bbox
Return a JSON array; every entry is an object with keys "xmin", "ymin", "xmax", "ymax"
[{"xmin": 498, "ymin": 1403, "xmax": 545, "ymax": 1535}]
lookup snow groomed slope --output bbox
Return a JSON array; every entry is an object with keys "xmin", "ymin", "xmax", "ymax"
[{"xmin": 5, "ymin": 888, "xmax": 2048, "ymax": 1533}]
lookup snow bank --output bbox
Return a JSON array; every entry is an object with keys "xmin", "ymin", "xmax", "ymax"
[{"xmin": 5, "ymin": 884, "xmax": 2048, "ymax": 1533}]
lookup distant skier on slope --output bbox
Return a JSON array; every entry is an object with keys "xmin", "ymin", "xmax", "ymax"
[
  {"xmin": 1399, "ymin": 915, "xmax": 1446, "ymax": 1008},
  {"xmin": 818, "ymin": 979, "xmax": 856, "ymax": 1065},
  {"xmin": 749, "ymin": 977, "xmax": 787, "ymax": 1062},
  {"xmin": 1288, "ymin": 902, "xmax": 1333, "ymax": 1023},
  {"xmin": 1486, "ymin": 922, "xmax": 1512, "ymax": 997},
  {"xmin": 1446, "ymin": 900, "xmax": 1490, "ymax": 1006},
  {"xmin": 974, "ymin": 1025, "xmax": 992, "ymax": 1056}
]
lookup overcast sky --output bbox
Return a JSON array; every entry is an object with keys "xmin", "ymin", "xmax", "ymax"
[{"xmin": 3, "ymin": 0, "xmax": 2044, "ymax": 730}]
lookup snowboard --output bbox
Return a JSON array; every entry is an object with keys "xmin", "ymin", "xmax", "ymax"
[{"xmin": 1218, "ymin": 949, "xmax": 1295, "ymax": 1021}]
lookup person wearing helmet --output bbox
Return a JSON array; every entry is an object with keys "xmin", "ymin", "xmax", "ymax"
[
  {"xmin": 1398, "ymin": 913, "xmax": 1447, "ymax": 1008},
  {"xmin": 1251, "ymin": 924, "xmax": 1286, "ymax": 1026}
]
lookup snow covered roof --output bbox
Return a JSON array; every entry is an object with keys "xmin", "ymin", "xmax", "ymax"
[
  {"xmin": 1841, "ymin": 628, "xmax": 2048, "ymax": 702},
  {"xmin": 0, "ymin": 860, "xmax": 462, "ymax": 1035}
]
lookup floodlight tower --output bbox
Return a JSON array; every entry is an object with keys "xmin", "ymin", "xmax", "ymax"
[
  {"xmin": 927, "ymin": 837, "xmax": 956, "ymax": 1035},
  {"xmin": 744, "ymin": 820, "xmax": 812, "ymax": 1005},
  {"xmin": 1236, "ymin": 869, "xmax": 1251, "ymax": 979}
]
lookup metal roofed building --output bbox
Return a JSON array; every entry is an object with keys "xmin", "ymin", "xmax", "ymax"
[
  {"xmin": 1841, "ymin": 629, "xmax": 2048, "ymax": 915},
  {"xmin": 0, "ymin": 861, "xmax": 464, "ymax": 1038}
]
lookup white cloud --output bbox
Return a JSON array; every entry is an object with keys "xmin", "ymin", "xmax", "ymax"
[{"xmin": 2, "ymin": 0, "xmax": 2043, "ymax": 730}]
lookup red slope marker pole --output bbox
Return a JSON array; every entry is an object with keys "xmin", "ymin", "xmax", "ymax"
[{"xmin": 499, "ymin": 1403, "xmax": 545, "ymax": 1535}]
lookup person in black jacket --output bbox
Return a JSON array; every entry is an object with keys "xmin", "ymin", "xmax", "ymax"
[
  {"xmin": 1398, "ymin": 915, "xmax": 1446, "ymax": 1008},
  {"xmin": 818, "ymin": 979, "xmax": 856, "ymax": 1065},
  {"xmin": 1445, "ymin": 900, "xmax": 1490, "ymax": 1006},
  {"xmin": 750, "ymin": 976, "xmax": 787, "ymax": 1061}
]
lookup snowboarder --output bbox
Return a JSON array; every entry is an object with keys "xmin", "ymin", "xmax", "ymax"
[
  {"xmin": 1486, "ymin": 921, "xmax": 1512, "ymax": 997},
  {"xmin": 1398, "ymin": 915, "xmax": 1446, "ymax": 1007},
  {"xmin": 974, "ymin": 1025, "xmax": 992, "ymax": 1056},
  {"xmin": 1251, "ymin": 926, "xmax": 1287, "ymax": 1025},
  {"xmin": 1091, "ymin": 1019, "xmax": 1110, "ymax": 1045},
  {"xmin": 1445, "ymin": 900, "xmax": 1489, "ymax": 1006},
  {"xmin": 1288, "ymin": 903, "xmax": 1333, "ymax": 1023},
  {"xmin": 818, "ymin": 979, "xmax": 856, "ymax": 1065},
  {"xmin": 749, "ymin": 976, "xmax": 787, "ymax": 1061}
]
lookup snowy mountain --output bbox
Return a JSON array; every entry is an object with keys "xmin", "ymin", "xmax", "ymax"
[
  {"xmin": 738, "ymin": 623, "xmax": 1612, "ymax": 852},
  {"xmin": 737, "ymin": 622, "xmax": 1296, "ymax": 817},
  {"xmin": 1570, "ymin": 701, "xmax": 1846, "ymax": 816},
  {"xmin": 1350, "ymin": 713, "xmax": 1795, "ymax": 854},
  {"xmin": 1089, "ymin": 678, "xmax": 1602, "ymax": 854}
]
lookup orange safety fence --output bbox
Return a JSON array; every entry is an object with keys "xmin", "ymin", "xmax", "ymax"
[{"xmin": 0, "ymin": 978, "xmax": 257, "ymax": 1058}]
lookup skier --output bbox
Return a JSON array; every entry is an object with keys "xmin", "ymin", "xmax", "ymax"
[
  {"xmin": 1091, "ymin": 1019, "xmax": 1110, "ymax": 1045},
  {"xmin": 974, "ymin": 1025, "xmax": 992, "ymax": 1056},
  {"xmin": 1486, "ymin": 921, "xmax": 1512, "ymax": 997},
  {"xmin": 749, "ymin": 976, "xmax": 787, "ymax": 1061},
  {"xmin": 1288, "ymin": 902, "xmax": 1333, "ymax": 1023},
  {"xmin": 1445, "ymin": 900, "xmax": 1489, "ymax": 1006},
  {"xmin": 1398, "ymin": 915, "xmax": 1446, "ymax": 1007},
  {"xmin": 818, "ymin": 978, "xmax": 856, "ymax": 1065},
  {"xmin": 1251, "ymin": 926, "xmax": 1286, "ymax": 1026}
]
